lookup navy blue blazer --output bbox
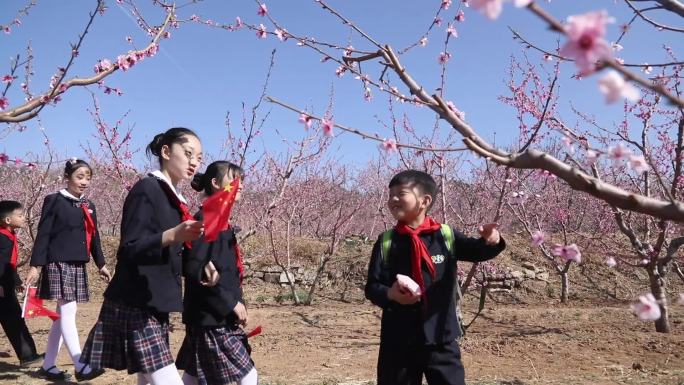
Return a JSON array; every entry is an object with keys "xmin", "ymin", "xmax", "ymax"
[
  {"xmin": 104, "ymin": 176, "xmax": 185, "ymax": 313},
  {"xmin": 29, "ymin": 192, "xmax": 105, "ymax": 268}
]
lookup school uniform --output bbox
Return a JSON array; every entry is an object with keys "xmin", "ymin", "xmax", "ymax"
[
  {"xmin": 29, "ymin": 190, "xmax": 106, "ymax": 303},
  {"xmin": 0, "ymin": 230, "xmax": 39, "ymax": 363},
  {"xmin": 80, "ymin": 171, "xmax": 189, "ymax": 374},
  {"xmin": 365, "ymin": 224, "xmax": 505, "ymax": 385},
  {"xmin": 176, "ymin": 212, "xmax": 254, "ymax": 385}
]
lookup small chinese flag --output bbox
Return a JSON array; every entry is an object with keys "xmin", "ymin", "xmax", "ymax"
[
  {"xmin": 22, "ymin": 287, "xmax": 60, "ymax": 321},
  {"xmin": 247, "ymin": 325, "xmax": 262, "ymax": 338},
  {"xmin": 202, "ymin": 178, "xmax": 240, "ymax": 242}
]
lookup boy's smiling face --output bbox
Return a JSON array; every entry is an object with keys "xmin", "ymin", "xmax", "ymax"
[
  {"xmin": 3, "ymin": 208, "xmax": 26, "ymax": 230},
  {"xmin": 387, "ymin": 183, "xmax": 433, "ymax": 224}
]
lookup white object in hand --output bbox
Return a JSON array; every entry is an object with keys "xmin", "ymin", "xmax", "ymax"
[{"xmin": 396, "ymin": 274, "xmax": 421, "ymax": 296}]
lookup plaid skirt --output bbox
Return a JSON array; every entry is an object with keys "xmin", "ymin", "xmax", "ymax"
[
  {"xmin": 38, "ymin": 262, "xmax": 89, "ymax": 303},
  {"xmin": 80, "ymin": 299, "xmax": 174, "ymax": 374},
  {"xmin": 176, "ymin": 325, "xmax": 254, "ymax": 385}
]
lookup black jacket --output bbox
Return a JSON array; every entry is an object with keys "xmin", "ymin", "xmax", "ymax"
[
  {"xmin": 104, "ymin": 176, "xmax": 185, "ymax": 313},
  {"xmin": 182, "ymin": 211, "xmax": 243, "ymax": 327},
  {"xmin": 365, "ymin": 226, "xmax": 505, "ymax": 345},
  {"xmin": 29, "ymin": 192, "xmax": 105, "ymax": 268},
  {"xmin": 0, "ymin": 233, "xmax": 22, "ymax": 292}
]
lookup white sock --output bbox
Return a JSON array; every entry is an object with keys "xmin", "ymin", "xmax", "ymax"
[
  {"xmin": 42, "ymin": 305, "xmax": 63, "ymax": 373},
  {"xmin": 239, "ymin": 368, "xmax": 258, "ymax": 385},
  {"xmin": 147, "ymin": 363, "xmax": 183, "ymax": 385},
  {"xmin": 181, "ymin": 372, "xmax": 199, "ymax": 385},
  {"xmin": 57, "ymin": 300, "xmax": 89, "ymax": 373},
  {"xmin": 137, "ymin": 373, "xmax": 150, "ymax": 385}
]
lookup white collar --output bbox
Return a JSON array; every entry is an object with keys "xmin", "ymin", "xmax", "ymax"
[
  {"xmin": 150, "ymin": 170, "xmax": 187, "ymax": 204},
  {"xmin": 59, "ymin": 189, "xmax": 83, "ymax": 201}
]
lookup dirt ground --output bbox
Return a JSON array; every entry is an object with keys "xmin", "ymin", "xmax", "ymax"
[{"xmin": 1, "ymin": 290, "xmax": 683, "ymax": 385}]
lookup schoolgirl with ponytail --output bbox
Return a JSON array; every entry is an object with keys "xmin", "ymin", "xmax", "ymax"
[
  {"xmin": 176, "ymin": 161, "xmax": 258, "ymax": 385},
  {"xmin": 80, "ymin": 127, "xmax": 205, "ymax": 385}
]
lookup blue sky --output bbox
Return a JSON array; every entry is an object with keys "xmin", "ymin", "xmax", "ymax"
[{"xmin": 1, "ymin": 0, "xmax": 683, "ymax": 169}]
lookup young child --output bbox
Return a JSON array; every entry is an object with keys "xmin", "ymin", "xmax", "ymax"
[
  {"xmin": 176, "ymin": 161, "xmax": 258, "ymax": 385},
  {"xmin": 80, "ymin": 127, "xmax": 205, "ymax": 385},
  {"xmin": 25, "ymin": 159, "xmax": 111, "ymax": 382},
  {"xmin": 365, "ymin": 170, "xmax": 505, "ymax": 385},
  {"xmin": 0, "ymin": 200, "xmax": 43, "ymax": 367}
]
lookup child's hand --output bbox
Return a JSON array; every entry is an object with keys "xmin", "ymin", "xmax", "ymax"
[
  {"xmin": 24, "ymin": 267, "xmax": 39, "ymax": 289},
  {"xmin": 200, "ymin": 261, "xmax": 220, "ymax": 287},
  {"xmin": 478, "ymin": 223, "xmax": 501, "ymax": 245},
  {"xmin": 15, "ymin": 284, "xmax": 24, "ymax": 294},
  {"xmin": 173, "ymin": 220, "xmax": 204, "ymax": 243},
  {"xmin": 388, "ymin": 280, "xmax": 421, "ymax": 305},
  {"xmin": 233, "ymin": 302, "xmax": 248, "ymax": 326},
  {"xmin": 99, "ymin": 266, "xmax": 112, "ymax": 283}
]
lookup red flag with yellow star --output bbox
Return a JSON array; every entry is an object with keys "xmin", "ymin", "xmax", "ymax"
[
  {"xmin": 202, "ymin": 177, "xmax": 240, "ymax": 242},
  {"xmin": 22, "ymin": 287, "xmax": 60, "ymax": 321}
]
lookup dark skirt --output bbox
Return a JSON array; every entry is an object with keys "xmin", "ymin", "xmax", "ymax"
[
  {"xmin": 176, "ymin": 325, "xmax": 254, "ymax": 385},
  {"xmin": 80, "ymin": 299, "xmax": 174, "ymax": 374},
  {"xmin": 38, "ymin": 262, "xmax": 89, "ymax": 303}
]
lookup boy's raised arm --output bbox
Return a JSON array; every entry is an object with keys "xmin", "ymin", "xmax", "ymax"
[{"xmin": 452, "ymin": 227, "xmax": 506, "ymax": 263}]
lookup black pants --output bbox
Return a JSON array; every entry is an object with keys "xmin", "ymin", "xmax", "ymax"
[
  {"xmin": 377, "ymin": 340, "xmax": 466, "ymax": 385},
  {"xmin": 0, "ymin": 288, "xmax": 38, "ymax": 361}
]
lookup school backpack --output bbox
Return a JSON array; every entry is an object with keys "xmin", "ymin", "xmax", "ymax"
[{"xmin": 379, "ymin": 224, "xmax": 466, "ymax": 337}]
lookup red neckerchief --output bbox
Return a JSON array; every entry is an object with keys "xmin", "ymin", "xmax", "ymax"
[
  {"xmin": 80, "ymin": 201, "xmax": 95, "ymax": 256},
  {"xmin": 230, "ymin": 226, "xmax": 244, "ymax": 286},
  {"xmin": 0, "ymin": 227, "xmax": 18, "ymax": 269},
  {"xmin": 156, "ymin": 178, "xmax": 194, "ymax": 249},
  {"xmin": 394, "ymin": 216, "xmax": 442, "ymax": 301}
]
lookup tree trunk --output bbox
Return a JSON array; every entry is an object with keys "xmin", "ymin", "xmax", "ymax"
[
  {"xmin": 648, "ymin": 266, "xmax": 670, "ymax": 333},
  {"xmin": 560, "ymin": 271, "xmax": 569, "ymax": 304}
]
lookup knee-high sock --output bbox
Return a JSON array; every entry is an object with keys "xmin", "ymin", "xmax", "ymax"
[
  {"xmin": 239, "ymin": 368, "xmax": 258, "ymax": 385},
  {"xmin": 181, "ymin": 372, "xmax": 199, "ymax": 385},
  {"xmin": 57, "ymin": 300, "xmax": 88, "ymax": 372},
  {"xmin": 146, "ymin": 363, "xmax": 183, "ymax": 385},
  {"xmin": 41, "ymin": 304, "xmax": 63, "ymax": 373}
]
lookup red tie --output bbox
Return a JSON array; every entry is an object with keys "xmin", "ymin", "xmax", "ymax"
[
  {"xmin": 80, "ymin": 202, "xmax": 95, "ymax": 256},
  {"xmin": 394, "ymin": 216, "xmax": 442, "ymax": 301},
  {"xmin": 0, "ymin": 227, "xmax": 18, "ymax": 269},
  {"xmin": 157, "ymin": 179, "xmax": 195, "ymax": 249}
]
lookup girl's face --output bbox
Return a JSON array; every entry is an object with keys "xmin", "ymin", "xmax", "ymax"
[
  {"xmin": 215, "ymin": 169, "xmax": 243, "ymax": 202},
  {"xmin": 65, "ymin": 166, "xmax": 92, "ymax": 197},
  {"xmin": 387, "ymin": 183, "xmax": 431, "ymax": 223},
  {"xmin": 161, "ymin": 134, "xmax": 203, "ymax": 183}
]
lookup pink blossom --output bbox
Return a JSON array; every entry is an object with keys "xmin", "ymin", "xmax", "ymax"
[
  {"xmin": 607, "ymin": 143, "xmax": 631, "ymax": 162},
  {"xmin": 235, "ymin": 17, "xmax": 244, "ymax": 28},
  {"xmin": 0, "ymin": 154, "xmax": 8, "ymax": 164},
  {"xmin": 146, "ymin": 44, "xmax": 159, "ymax": 57},
  {"xmin": 543, "ymin": 54, "xmax": 553, "ymax": 61},
  {"xmin": 3, "ymin": 26, "xmax": 10, "ymax": 34},
  {"xmin": 446, "ymin": 101, "xmax": 465, "ymax": 120},
  {"xmin": 257, "ymin": 3, "xmax": 268, "ymax": 17},
  {"xmin": 631, "ymin": 293, "xmax": 661, "ymax": 321},
  {"xmin": 58, "ymin": 83, "xmax": 68, "ymax": 93},
  {"xmin": 640, "ymin": 258, "xmax": 650, "ymax": 266},
  {"xmin": 364, "ymin": 87, "xmax": 372, "ymax": 101},
  {"xmin": 116, "ymin": 53, "xmax": 137, "ymax": 71},
  {"xmin": 380, "ymin": 139, "xmax": 398, "ymax": 153},
  {"xmin": 598, "ymin": 70, "xmax": 639, "ymax": 104},
  {"xmin": 447, "ymin": 25, "xmax": 458, "ymax": 37},
  {"xmin": 256, "ymin": 24, "xmax": 267, "ymax": 39},
  {"xmin": 13, "ymin": 158, "xmax": 22, "ymax": 166},
  {"xmin": 442, "ymin": 0, "xmax": 452, "ymax": 10},
  {"xmin": 27, "ymin": 163, "xmax": 36, "ymax": 171},
  {"xmin": 456, "ymin": 10, "xmax": 466, "ymax": 22},
  {"xmin": 559, "ymin": 11, "xmax": 614, "ymax": 75},
  {"xmin": 2, "ymin": 74, "xmax": 14, "ymax": 83},
  {"xmin": 531, "ymin": 231, "xmax": 545, "ymax": 246},
  {"xmin": 190, "ymin": 14, "xmax": 200, "ymax": 22},
  {"xmin": 629, "ymin": 155, "xmax": 649, "ymax": 174},
  {"xmin": 434, "ymin": 17, "xmax": 443, "ymax": 27},
  {"xmin": 298, "ymin": 114, "xmax": 313, "ymax": 129},
  {"xmin": 274, "ymin": 28, "xmax": 287, "ymax": 41},
  {"xmin": 125, "ymin": 36, "xmax": 133, "ymax": 43},
  {"xmin": 513, "ymin": 0, "xmax": 532, "ymax": 7},
  {"xmin": 0, "ymin": 96, "xmax": 8, "ymax": 110},
  {"xmin": 321, "ymin": 118, "xmax": 334, "ymax": 137},
  {"xmin": 643, "ymin": 65, "xmax": 653, "ymax": 75},
  {"xmin": 335, "ymin": 66, "xmax": 347, "ymax": 77},
  {"xmin": 419, "ymin": 37, "xmax": 428, "ymax": 47},
  {"xmin": 511, "ymin": 191, "xmax": 526, "ymax": 204},
  {"xmin": 438, "ymin": 52, "xmax": 452, "ymax": 65},
  {"xmin": 586, "ymin": 149, "xmax": 599, "ymax": 164},
  {"xmin": 561, "ymin": 136, "xmax": 575, "ymax": 154},
  {"xmin": 605, "ymin": 257, "xmax": 617, "ymax": 268},
  {"xmin": 94, "ymin": 59, "xmax": 113, "ymax": 74},
  {"xmin": 552, "ymin": 243, "xmax": 582, "ymax": 263}
]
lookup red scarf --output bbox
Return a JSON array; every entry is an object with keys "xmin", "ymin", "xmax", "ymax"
[
  {"xmin": 157, "ymin": 178, "xmax": 194, "ymax": 249},
  {"xmin": 80, "ymin": 202, "xmax": 96, "ymax": 256},
  {"xmin": 232, "ymin": 229, "xmax": 244, "ymax": 286},
  {"xmin": 394, "ymin": 216, "xmax": 442, "ymax": 300},
  {"xmin": 0, "ymin": 227, "xmax": 18, "ymax": 269}
]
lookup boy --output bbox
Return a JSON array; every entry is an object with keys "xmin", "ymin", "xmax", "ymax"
[
  {"xmin": 365, "ymin": 170, "xmax": 505, "ymax": 385},
  {"xmin": 0, "ymin": 200, "xmax": 43, "ymax": 367}
]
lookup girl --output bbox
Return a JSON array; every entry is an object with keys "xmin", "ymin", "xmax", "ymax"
[
  {"xmin": 25, "ymin": 159, "xmax": 111, "ymax": 382},
  {"xmin": 176, "ymin": 161, "xmax": 258, "ymax": 385},
  {"xmin": 80, "ymin": 127, "xmax": 205, "ymax": 385}
]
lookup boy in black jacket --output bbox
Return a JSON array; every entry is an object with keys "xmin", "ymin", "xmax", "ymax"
[
  {"xmin": 0, "ymin": 200, "xmax": 43, "ymax": 367},
  {"xmin": 365, "ymin": 170, "xmax": 505, "ymax": 385}
]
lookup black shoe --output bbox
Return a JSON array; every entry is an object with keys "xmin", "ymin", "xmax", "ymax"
[
  {"xmin": 37, "ymin": 366, "xmax": 72, "ymax": 381},
  {"xmin": 19, "ymin": 352, "xmax": 45, "ymax": 367},
  {"xmin": 75, "ymin": 366, "xmax": 105, "ymax": 382}
]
